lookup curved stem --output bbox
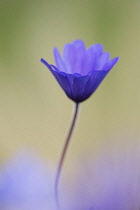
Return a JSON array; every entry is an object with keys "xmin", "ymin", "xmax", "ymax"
[{"xmin": 55, "ymin": 102, "xmax": 80, "ymax": 208}]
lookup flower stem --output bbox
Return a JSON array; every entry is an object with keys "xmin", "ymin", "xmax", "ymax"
[{"xmin": 55, "ymin": 102, "xmax": 80, "ymax": 208}]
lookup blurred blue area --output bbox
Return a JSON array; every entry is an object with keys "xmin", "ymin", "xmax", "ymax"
[
  {"xmin": 0, "ymin": 151, "xmax": 56, "ymax": 210},
  {"xmin": 0, "ymin": 0, "xmax": 140, "ymax": 208},
  {"xmin": 0, "ymin": 139, "xmax": 140, "ymax": 210}
]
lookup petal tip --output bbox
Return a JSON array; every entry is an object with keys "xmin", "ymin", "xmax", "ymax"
[
  {"xmin": 40, "ymin": 58, "xmax": 52, "ymax": 70},
  {"xmin": 113, "ymin": 56, "xmax": 120, "ymax": 65},
  {"xmin": 116, "ymin": 56, "xmax": 120, "ymax": 61},
  {"xmin": 40, "ymin": 58, "xmax": 48, "ymax": 65},
  {"xmin": 53, "ymin": 47, "xmax": 58, "ymax": 54},
  {"xmin": 40, "ymin": 58, "xmax": 44, "ymax": 62}
]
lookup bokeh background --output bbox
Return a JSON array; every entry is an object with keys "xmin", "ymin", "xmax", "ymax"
[{"xmin": 0, "ymin": 0, "xmax": 140, "ymax": 208}]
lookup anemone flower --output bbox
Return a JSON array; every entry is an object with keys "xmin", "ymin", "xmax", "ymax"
[
  {"xmin": 41, "ymin": 40, "xmax": 119, "ymax": 103},
  {"xmin": 41, "ymin": 40, "xmax": 119, "ymax": 208}
]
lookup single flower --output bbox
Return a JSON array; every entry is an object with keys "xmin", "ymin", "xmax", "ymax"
[{"xmin": 41, "ymin": 40, "xmax": 119, "ymax": 103}]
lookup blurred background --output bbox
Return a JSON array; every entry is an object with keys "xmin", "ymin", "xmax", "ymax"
[{"xmin": 0, "ymin": 0, "xmax": 140, "ymax": 208}]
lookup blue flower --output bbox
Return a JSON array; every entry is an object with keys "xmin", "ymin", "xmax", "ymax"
[{"xmin": 41, "ymin": 40, "xmax": 119, "ymax": 103}]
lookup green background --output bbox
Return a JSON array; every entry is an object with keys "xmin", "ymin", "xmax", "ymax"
[{"xmin": 0, "ymin": 0, "xmax": 140, "ymax": 173}]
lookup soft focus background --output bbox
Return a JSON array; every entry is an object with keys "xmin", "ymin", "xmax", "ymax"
[{"xmin": 0, "ymin": 0, "xmax": 140, "ymax": 208}]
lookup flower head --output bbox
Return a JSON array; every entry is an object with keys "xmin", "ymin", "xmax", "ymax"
[{"xmin": 41, "ymin": 40, "xmax": 119, "ymax": 102}]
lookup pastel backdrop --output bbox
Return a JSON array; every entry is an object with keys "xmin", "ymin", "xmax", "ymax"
[{"xmin": 0, "ymin": 0, "xmax": 140, "ymax": 208}]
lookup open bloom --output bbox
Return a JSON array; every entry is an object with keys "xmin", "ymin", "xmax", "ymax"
[{"xmin": 41, "ymin": 40, "xmax": 119, "ymax": 102}]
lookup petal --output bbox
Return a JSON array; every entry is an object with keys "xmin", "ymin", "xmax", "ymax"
[
  {"xmin": 82, "ymin": 70, "xmax": 108, "ymax": 100},
  {"xmin": 64, "ymin": 73, "xmax": 76, "ymax": 99},
  {"xmin": 72, "ymin": 40, "xmax": 86, "ymax": 75},
  {"xmin": 40, "ymin": 58, "xmax": 53, "ymax": 71},
  {"xmin": 96, "ymin": 52, "xmax": 110, "ymax": 70},
  {"xmin": 50, "ymin": 64, "xmax": 59, "ymax": 72},
  {"xmin": 90, "ymin": 44, "xmax": 104, "ymax": 70},
  {"xmin": 63, "ymin": 40, "xmax": 86, "ymax": 75},
  {"xmin": 72, "ymin": 40, "xmax": 85, "ymax": 49},
  {"xmin": 103, "ymin": 57, "xmax": 119, "ymax": 71},
  {"xmin": 82, "ymin": 44, "xmax": 104, "ymax": 74},
  {"xmin": 72, "ymin": 75, "xmax": 90, "ymax": 102},
  {"xmin": 41, "ymin": 58, "xmax": 73, "ymax": 99},
  {"xmin": 53, "ymin": 48, "xmax": 67, "ymax": 72},
  {"xmin": 63, "ymin": 43, "xmax": 76, "ymax": 74},
  {"xmin": 51, "ymin": 71, "xmax": 73, "ymax": 98},
  {"xmin": 72, "ymin": 40, "xmax": 86, "ymax": 55}
]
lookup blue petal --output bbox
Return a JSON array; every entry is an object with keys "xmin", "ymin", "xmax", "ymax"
[
  {"xmin": 82, "ymin": 70, "xmax": 108, "ymax": 100},
  {"xmin": 96, "ymin": 52, "xmax": 110, "ymax": 70},
  {"xmin": 40, "ymin": 58, "xmax": 53, "ymax": 71},
  {"xmin": 41, "ymin": 58, "xmax": 72, "ymax": 98},
  {"xmin": 103, "ymin": 57, "xmax": 119, "ymax": 70},
  {"xmin": 50, "ymin": 70, "xmax": 73, "ymax": 99},
  {"xmin": 82, "ymin": 44, "xmax": 104, "ymax": 74},
  {"xmin": 72, "ymin": 40, "xmax": 85, "ymax": 48},
  {"xmin": 50, "ymin": 64, "xmax": 59, "ymax": 72},
  {"xmin": 90, "ymin": 44, "xmax": 104, "ymax": 70},
  {"xmin": 65, "ymin": 73, "xmax": 76, "ymax": 97},
  {"xmin": 53, "ymin": 48, "xmax": 67, "ymax": 72},
  {"xmin": 63, "ymin": 43, "xmax": 76, "ymax": 74},
  {"xmin": 47, "ymin": 68, "xmax": 91, "ymax": 102},
  {"xmin": 71, "ymin": 40, "xmax": 86, "ymax": 75},
  {"xmin": 63, "ymin": 40, "xmax": 86, "ymax": 75},
  {"xmin": 71, "ymin": 75, "xmax": 90, "ymax": 102}
]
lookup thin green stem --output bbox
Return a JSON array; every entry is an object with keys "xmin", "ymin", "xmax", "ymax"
[{"xmin": 55, "ymin": 102, "xmax": 80, "ymax": 209}]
